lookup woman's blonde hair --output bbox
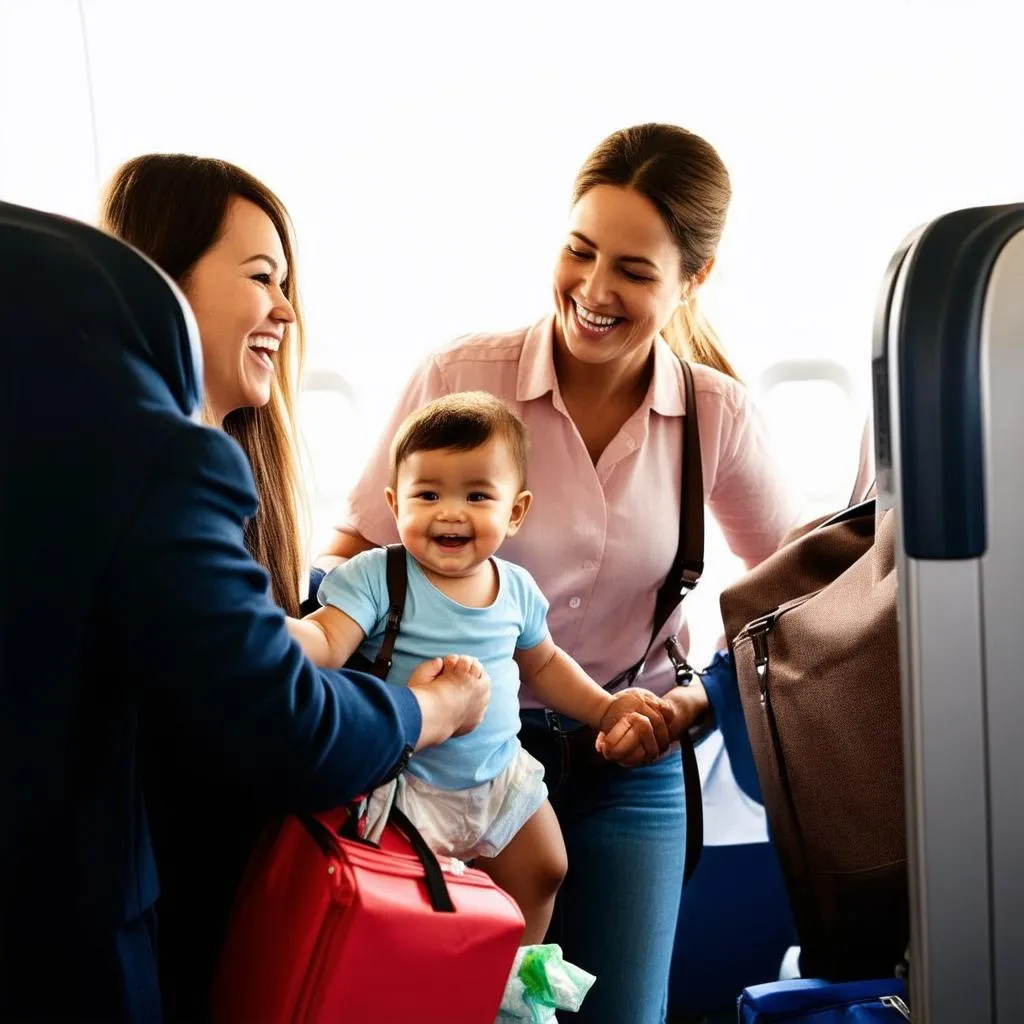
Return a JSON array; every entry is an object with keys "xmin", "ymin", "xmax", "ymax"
[
  {"xmin": 573, "ymin": 123, "xmax": 740, "ymax": 381},
  {"xmin": 101, "ymin": 154, "xmax": 306, "ymax": 615}
]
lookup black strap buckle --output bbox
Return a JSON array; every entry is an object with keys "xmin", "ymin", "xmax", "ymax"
[
  {"xmin": 680, "ymin": 566, "xmax": 702, "ymax": 592},
  {"xmin": 665, "ymin": 635, "xmax": 694, "ymax": 685}
]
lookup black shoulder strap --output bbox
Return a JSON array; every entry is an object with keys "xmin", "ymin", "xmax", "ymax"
[
  {"xmin": 309, "ymin": 547, "xmax": 407, "ymax": 680},
  {"xmin": 601, "ymin": 357, "xmax": 706, "ymax": 885},
  {"xmin": 657, "ymin": 357, "xmax": 704, "ymax": 631},
  {"xmin": 300, "ymin": 565, "xmax": 327, "ymax": 618},
  {"xmin": 608, "ymin": 356, "xmax": 705, "ymax": 689},
  {"xmin": 367, "ymin": 544, "xmax": 408, "ymax": 679},
  {"xmin": 672, "ymin": 358, "xmax": 706, "ymax": 887}
]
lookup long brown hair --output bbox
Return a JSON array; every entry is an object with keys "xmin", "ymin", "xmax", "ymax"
[
  {"xmin": 573, "ymin": 123, "xmax": 740, "ymax": 381},
  {"xmin": 101, "ymin": 154, "xmax": 306, "ymax": 615}
]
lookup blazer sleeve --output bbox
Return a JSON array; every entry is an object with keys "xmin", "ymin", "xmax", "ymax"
[{"xmin": 103, "ymin": 423, "xmax": 422, "ymax": 811}]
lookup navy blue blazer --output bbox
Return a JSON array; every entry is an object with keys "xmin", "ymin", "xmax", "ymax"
[{"xmin": 0, "ymin": 202, "xmax": 421, "ymax": 1022}]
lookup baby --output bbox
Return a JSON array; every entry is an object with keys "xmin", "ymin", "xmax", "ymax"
[{"xmin": 287, "ymin": 391, "xmax": 672, "ymax": 943}]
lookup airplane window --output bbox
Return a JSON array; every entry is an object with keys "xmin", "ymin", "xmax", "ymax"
[
  {"xmin": 757, "ymin": 374, "xmax": 864, "ymax": 519},
  {"xmin": 296, "ymin": 375, "xmax": 367, "ymax": 561}
]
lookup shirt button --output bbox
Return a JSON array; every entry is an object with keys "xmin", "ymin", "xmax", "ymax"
[
  {"xmin": 569, "ymin": 597, "xmax": 581, "ymax": 609},
  {"xmin": 624, "ymin": 437, "xmax": 636, "ymax": 449},
  {"xmin": 583, "ymin": 560, "xmax": 597, "ymax": 570}
]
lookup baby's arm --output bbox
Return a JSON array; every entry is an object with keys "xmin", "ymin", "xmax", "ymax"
[
  {"xmin": 512, "ymin": 571, "xmax": 671, "ymax": 762},
  {"xmin": 515, "ymin": 638, "xmax": 674, "ymax": 764},
  {"xmin": 286, "ymin": 606, "xmax": 366, "ymax": 669},
  {"xmin": 514, "ymin": 637, "xmax": 612, "ymax": 729}
]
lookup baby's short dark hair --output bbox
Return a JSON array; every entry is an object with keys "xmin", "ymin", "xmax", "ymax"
[{"xmin": 389, "ymin": 391, "xmax": 529, "ymax": 489}]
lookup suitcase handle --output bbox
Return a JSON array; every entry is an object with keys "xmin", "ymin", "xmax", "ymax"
[
  {"xmin": 303, "ymin": 804, "xmax": 456, "ymax": 914},
  {"xmin": 384, "ymin": 806, "xmax": 456, "ymax": 913}
]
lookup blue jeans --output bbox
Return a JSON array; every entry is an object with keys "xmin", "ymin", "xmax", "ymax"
[{"xmin": 520, "ymin": 710, "xmax": 686, "ymax": 1024}]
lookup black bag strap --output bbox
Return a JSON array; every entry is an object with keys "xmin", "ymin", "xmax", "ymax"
[
  {"xmin": 329, "ymin": 544, "xmax": 409, "ymax": 681},
  {"xmin": 368, "ymin": 544, "xmax": 408, "ymax": 679},
  {"xmin": 673, "ymin": 358, "xmax": 705, "ymax": 887},
  {"xmin": 300, "ymin": 565, "xmax": 326, "ymax": 618},
  {"xmin": 599, "ymin": 356, "xmax": 706, "ymax": 885},
  {"xmin": 662, "ymin": 356, "xmax": 705, "ymax": 632},
  {"xmin": 303, "ymin": 803, "xmax": 456, "ymax": 914},
  {"xmin": 606, "ymin": 356, "xmax": 705, "ymax": 690},
  {"xmin": 386, "ymin": 806, "xmax": 456, "ymax": 912}
]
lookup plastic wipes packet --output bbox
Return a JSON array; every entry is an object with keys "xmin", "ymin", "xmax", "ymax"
[{"xmin": 496, "ymin": 944, "xmax": 597, "ymax": 1023}]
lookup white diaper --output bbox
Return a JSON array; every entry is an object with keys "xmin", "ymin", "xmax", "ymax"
[{"xmin": 366, "ymin": 741, "xmax": 548, "ymax": 861}]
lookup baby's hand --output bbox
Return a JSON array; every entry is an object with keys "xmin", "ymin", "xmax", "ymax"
[
  {"xmin": 596, "ymin": 688, "xmax": 675, "ymax": 767},
  {"xmin": 595, "ymin": 715, "xmax": 654, "ymax": 767},
  {"xmin": 598, "ymin": 689, "xmax": 672, "ymax": 758}
]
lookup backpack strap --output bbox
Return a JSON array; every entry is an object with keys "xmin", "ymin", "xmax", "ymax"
[
  {"xmin": 368, "ymin": 544, "xmax": 408, "ymax": 680},
  {"xmin": 334, "ymin": 544, "xmax": 408, "ymax": 681},
  {"xmin": 354, "ymin": 544, "xmax": 412, "ymax": 786},
  {"xmin": 300, "ymin": 565, "xmax": 327, "ymax": 618}
]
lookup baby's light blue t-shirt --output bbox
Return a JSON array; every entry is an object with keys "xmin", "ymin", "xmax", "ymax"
[{"xmin": 318, "ymin": 548, "xmax": 550, "ymax": 790}]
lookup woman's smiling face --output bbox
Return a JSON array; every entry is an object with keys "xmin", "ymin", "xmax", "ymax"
[
  {"xmin": 183, "ymin": 196, "xmax": 296, "ymax": 424},
  {"xmin": 552, "ymin": 184, "xmax": 686, "ymax": 367}
]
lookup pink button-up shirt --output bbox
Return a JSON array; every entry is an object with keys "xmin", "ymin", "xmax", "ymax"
[{"xmin": 339, "ymin": 316, "xmax": 798, "ymax": 705}]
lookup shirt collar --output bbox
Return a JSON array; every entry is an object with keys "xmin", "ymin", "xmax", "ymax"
[
  {"xmin": 515, "ymin": 316, "xmax": 559, "ymax": 402},
  {"xmin": 517, "ymin": 314, "xmax": 687, "ymax": 417},
  {"xmin": 650, "ymin": 335, "xmax": 688, "ymax": 417}
]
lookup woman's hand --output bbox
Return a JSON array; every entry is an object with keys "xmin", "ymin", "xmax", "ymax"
[
  {"xmin": 595, "ymin": 688, "xmax": 675, "ymax": 766},
  {"xmin": 660, "ymin": 679, "xmax": 712, "ymax": 742}
]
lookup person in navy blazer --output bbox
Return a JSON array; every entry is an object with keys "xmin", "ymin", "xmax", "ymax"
[{"xmin": 0, "ymin": 201, "xmax": 489, "ymax": 1023}]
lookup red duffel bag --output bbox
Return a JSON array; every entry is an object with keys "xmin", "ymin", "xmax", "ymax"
[{"xmin": 212, "ymin": 801, "xmax": 525, "ymax": 1023}]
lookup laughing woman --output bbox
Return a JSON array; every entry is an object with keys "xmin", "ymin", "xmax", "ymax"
[{"xmin": 101, "ymin": 155, "xmax": 306, "ymax": 1019}]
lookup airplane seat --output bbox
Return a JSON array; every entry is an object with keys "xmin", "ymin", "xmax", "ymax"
[{"xmin": 668, "ymin": 727, "xmax": 796, "ymax": 1020}]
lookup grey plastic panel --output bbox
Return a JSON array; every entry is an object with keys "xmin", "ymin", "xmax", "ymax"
[
  {"xmin": 978, "ymin": 229, "xmax": 1024, "ymax": 1022},
  {"xmin": 897, "ymin": 559, "xmax": 991, "ymax": 1023}
]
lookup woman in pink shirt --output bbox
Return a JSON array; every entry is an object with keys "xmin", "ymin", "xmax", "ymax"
[{"xmin": 319, "ymin": 123, "xmax": 796, "ymax": 1023}]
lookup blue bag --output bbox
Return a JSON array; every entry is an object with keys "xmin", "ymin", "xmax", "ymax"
[
  {"xmin": 700, "ymin": 649, "xmax": 762, "ymax": 804},
  {"xmin": 738, "ymin": 978, "xmax": 910, "ymax": 1022}
]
